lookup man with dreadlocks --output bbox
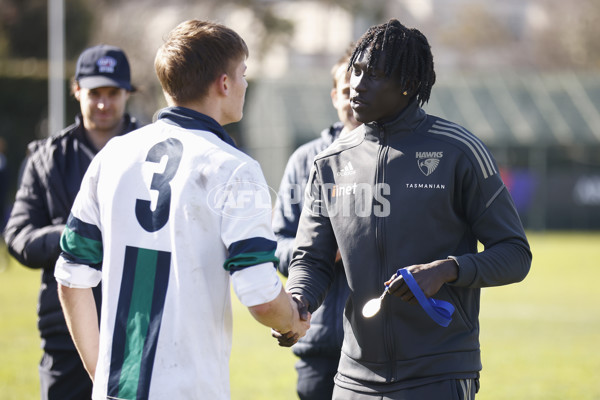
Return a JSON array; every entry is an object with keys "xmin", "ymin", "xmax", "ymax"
[{"xmin": 277, "ymin": 19, "xmax": 532, "ymax": 399}]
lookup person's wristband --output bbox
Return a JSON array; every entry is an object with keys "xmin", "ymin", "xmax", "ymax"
[{"xmin": 398, "ymin": 268, "xmax": 455, "ymax": 327}]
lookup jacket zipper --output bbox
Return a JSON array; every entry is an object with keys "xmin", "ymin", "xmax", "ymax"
[{"xmin": 375, "ymin": 123, "xmax": 396, "ymax": 382}]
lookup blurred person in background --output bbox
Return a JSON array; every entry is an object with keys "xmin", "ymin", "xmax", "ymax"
[
  {"xmin": 0, "ymin": 137, "xmax": 8, "ymax": 231},
  {"xmin": 277, "ymin": 19, "xmax": 532, "ymax": 399},
  {"xmin": 3, "ymin": 44, "xmax": 139, "ymax": 400},
  {"xmin": 271, "ymin": 43, "xmax": 359, "ymax": 400},
  {"xmin": 0, "ymin": 137, "xmax": 8, "ymax": 267}
]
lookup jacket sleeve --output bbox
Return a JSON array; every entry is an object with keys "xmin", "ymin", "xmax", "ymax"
[
  {"xmin": 3, "ymin": 154, "xmax": 64, "ymax": 269},
  {"xmin": 272, "ymin": 151, "xmax": 306, "ymax": 276},
  {"xmin": 450, "ymin": 155, "xmax": 532, "ymax": 288},
  {"xmin": 285, "ymin": 165, "xmax": 337, "ymax": 313}
]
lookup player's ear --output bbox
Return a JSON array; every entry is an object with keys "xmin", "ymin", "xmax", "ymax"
[
  {"xmin": 216, "ymin": 73, "xmax": 229, "ymax": 96},
  {"xmin": 403, "ymin": 82, "xmax": 419, "ymax": 98},
  {"xmin": 73, "ymin": 85, "xmax": 82, "ymax": 101},
  {"xmin": 330, "ymin": 87, "xmax": 338, "ymax": 109}
]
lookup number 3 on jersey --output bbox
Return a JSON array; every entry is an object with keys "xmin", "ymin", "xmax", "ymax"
[{"xmin": 135, "ymin": 138, "xmax": 183, "ymax": 232}]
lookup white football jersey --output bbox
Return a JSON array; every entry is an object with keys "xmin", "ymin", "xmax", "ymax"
[{"xmin": 55, "ymin": 109, "xmax": 282, "ymax": 400}]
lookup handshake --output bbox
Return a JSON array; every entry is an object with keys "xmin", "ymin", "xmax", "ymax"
[{"xmin": 271, "ymin": 293, "xmax": 311, "ymax": 347}]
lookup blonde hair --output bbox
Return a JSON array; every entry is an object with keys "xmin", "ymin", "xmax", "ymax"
[{"xmin": 155, "ymin": 20, "xmax": 249, "ymax": 104}]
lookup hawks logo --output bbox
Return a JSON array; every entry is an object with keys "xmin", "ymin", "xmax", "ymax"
[{"xmin": 416, "ymin": 151, "xmax": 443, "ymax": 176}]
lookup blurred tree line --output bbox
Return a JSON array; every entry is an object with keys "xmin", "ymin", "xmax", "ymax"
[
  {"xmin": 433, "ymin": 0, "xmax": 600, "ymax": 70},
  {"xmin": 1, "ymin": 0, "xmax": 599, "ymax": 222},
  {"xmin": 0, "ymin": 0, "xmax": 94, "ymax": 225},
  {"xmin": 0, "ymin": 0, "xmax": 380, "ymax": 216}
]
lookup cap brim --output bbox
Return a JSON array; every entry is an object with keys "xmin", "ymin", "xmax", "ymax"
[{"xmin": 78, "ymin": 76, "xmax": 132, "ymax": 91}]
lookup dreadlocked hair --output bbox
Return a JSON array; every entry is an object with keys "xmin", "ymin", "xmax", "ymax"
[{"xmin": 349, "ymin": 19, "xmax": 436, "ymax": 106}]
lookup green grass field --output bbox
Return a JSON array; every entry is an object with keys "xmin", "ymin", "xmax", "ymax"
[{"xmin": 1, "ymin": 232, "xmax": 599, "ymax": 399}]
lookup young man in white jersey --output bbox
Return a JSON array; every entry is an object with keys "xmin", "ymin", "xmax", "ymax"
[{"xmin": 54, "ymin": 20, "xmax": 310, "ymax": 400}]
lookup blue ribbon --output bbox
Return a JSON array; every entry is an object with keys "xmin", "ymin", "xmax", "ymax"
[{"xmin": 398, "ymin": 268, "xmax": 455, "ymax": 327}]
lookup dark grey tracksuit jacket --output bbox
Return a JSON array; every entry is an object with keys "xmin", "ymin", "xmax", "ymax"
[
  {"xmin": 273, "ymin": 122, "xmax": 349, "ymax": 359},
  {"xmin": 286, "ymin": 100, "xmax": 532, "ymax": 391}
]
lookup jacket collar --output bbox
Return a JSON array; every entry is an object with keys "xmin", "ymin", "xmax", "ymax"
[
  {"xmin": 156, "ymin": 106, "xmax": 237, "ymax": 148},
  {"xmin": 363, "ymin": 100, "xmax": 426, "ymax": 140},
  {"xmin": 72, "ymin": 113, "xmax": 138, "ymax": 153},
  {"xmin": 321, "ymin": 121, "xmax": 344, "ymax": 145}
]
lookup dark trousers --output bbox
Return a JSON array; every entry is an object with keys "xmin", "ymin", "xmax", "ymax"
[
  {"xmin": 295, "ymin": 355, "xmax": 340, "ymax": 400},
  {"xmin": 39, "ymin": 349, "xmax": 93, "ymax": 400}
]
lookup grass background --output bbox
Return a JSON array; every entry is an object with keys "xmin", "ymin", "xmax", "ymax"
[{"xmin": 1, "ymin": 231, "xmax": 599, "ymax": 399}]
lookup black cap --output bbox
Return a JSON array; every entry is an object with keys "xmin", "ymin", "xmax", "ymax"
[{"xmin": 75, "ymin": 45, "xmax": 133, "ymax": 91}]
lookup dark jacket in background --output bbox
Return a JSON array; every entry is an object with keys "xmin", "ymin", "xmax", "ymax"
[
  {"xmin": 272, "ymin": 122, "xmax": 349, "ymax": 358},
  {"xmin": 3, "ymin": 114, "xmax": 138, "ymax": 350}
]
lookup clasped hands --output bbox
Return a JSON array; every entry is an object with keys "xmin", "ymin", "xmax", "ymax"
[{"xmin": 271, "ymin": 293, "xmax": 311, "ymax": 347}]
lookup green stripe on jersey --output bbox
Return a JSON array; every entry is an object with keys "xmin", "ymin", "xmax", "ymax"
[
  {"xmin": 223, "ymin": 250, "xmax": 279, "ymax": 271},
  {"xmin": 60, "ymin": 226, "xmax": 103, "ymax": 264},
  {"xmin": 118, "ymin": 248, "xmax": 158, "ymax": 398}
]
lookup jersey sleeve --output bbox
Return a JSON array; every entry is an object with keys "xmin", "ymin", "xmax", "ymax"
[
  {"xmin": 218, "ymin": 159, "xmax": 283, "ymax": 307},
  {"xmin": 55, "ymin": 155, "xmax": 103, "ymax": 288}
]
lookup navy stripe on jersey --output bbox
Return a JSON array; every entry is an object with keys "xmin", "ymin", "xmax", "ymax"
[
  {"xmin": 60, "ymin": 214, "xmax": 103, "ymax": 266},
  {"xmin": 107, "ymin": 246, "xmax": 171, "ymax": 400},
  {"xmin": 107, "ymin": 248, "xmax": 136, "ymax": 398},
  {"xmin": 428, "ymin": 120, "xmax": 497, "ymax": 179},
  {"xmin": 224, "ymin": 237, "xmax": 278, "ymax": 272},
  {"xmin": 66, "ymin": 213, "xmax": 102, "ymax": 241}
]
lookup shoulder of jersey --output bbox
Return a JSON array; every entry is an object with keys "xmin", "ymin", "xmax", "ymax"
[
  {"xmin": 149, "ymin": 120, "xmax": 249, "ymax": 157},
  {"xmin": 425, "ymin": 117, "xmax": 498, "ymax": 179},
  {"xmin": 313, "ymin": 125, "xmax": 365, "ymax": 162}
]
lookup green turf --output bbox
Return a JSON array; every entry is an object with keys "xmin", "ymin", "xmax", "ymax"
[
  {"xmin": 0, "ymin": 244, "xmax": 43, "ymax": 400},
  {"xmin": 477, "ymin": 232, "xmax": 600, "ymax": 400},
  {"xmin": 1, "ymin": 232, "xmax": 599, "ymax": 399}
]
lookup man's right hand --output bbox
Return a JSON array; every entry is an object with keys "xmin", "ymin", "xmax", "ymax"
[{"xmin": 271, "ymin": 293, "xmax": 311, "ymax": 347}]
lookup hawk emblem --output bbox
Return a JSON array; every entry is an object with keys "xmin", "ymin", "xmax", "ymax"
[
  {"xmin": 416, "ymin": 151, "xmax": 443, "ymax": 176},
  {"xmin": 418, "ymin": 158, "xmax": 439, "ymax": 176}
]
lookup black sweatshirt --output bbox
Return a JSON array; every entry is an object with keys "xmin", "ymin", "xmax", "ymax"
[{"xmin": 287, "ymin": 100, "xmax": 531, "ymax": 391}]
